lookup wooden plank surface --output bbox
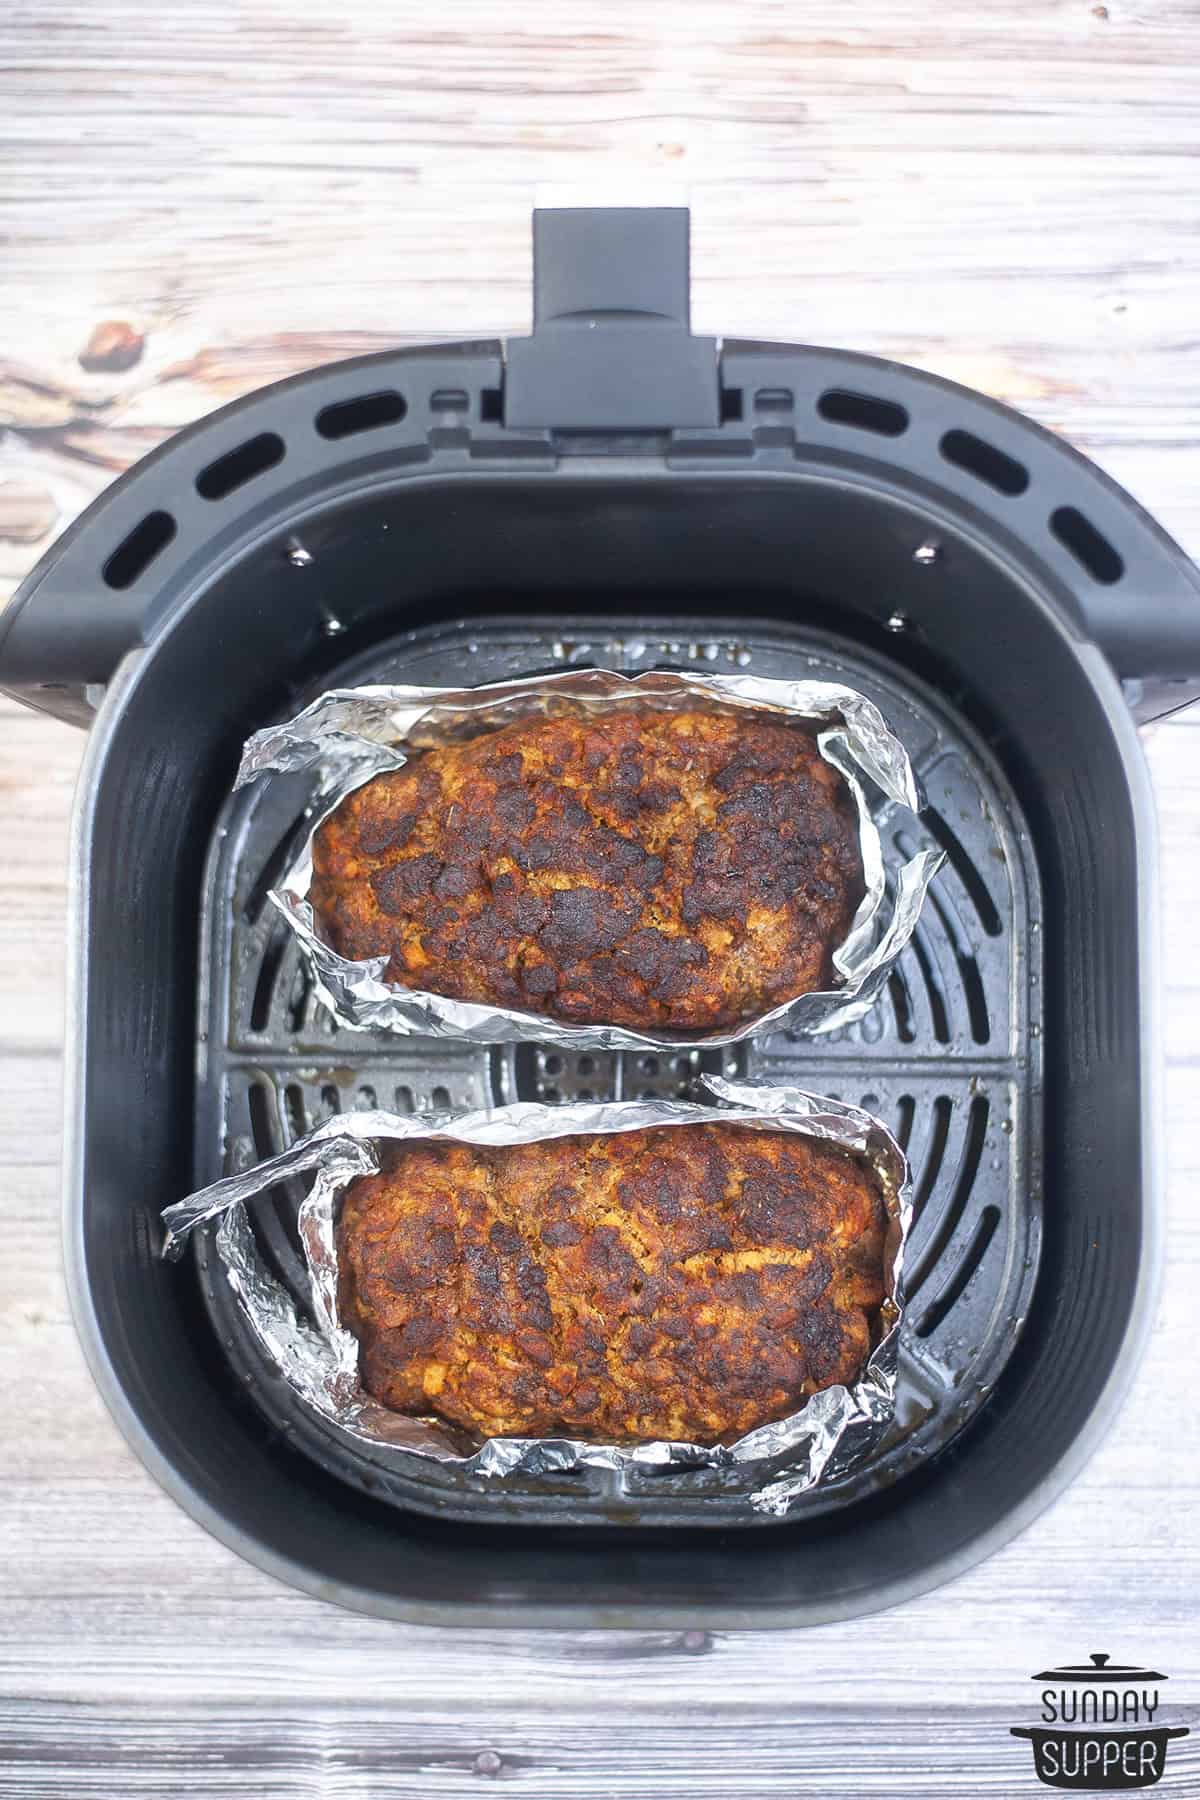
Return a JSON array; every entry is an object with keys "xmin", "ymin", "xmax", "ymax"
[{"xmin": 2, "ymin": 1, "xmax": 1199, "ymax": 1794}]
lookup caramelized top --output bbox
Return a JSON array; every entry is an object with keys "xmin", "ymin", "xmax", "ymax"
[
  {"xmin": 337, "ymin": 1123, "xmax": 888, "ymax": 1445},
  {"xmin": 311, "ymin": 706, "xmax": 864, "ymax": 1031}
]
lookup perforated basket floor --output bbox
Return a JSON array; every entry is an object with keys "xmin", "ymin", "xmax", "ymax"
[{"xmin": 193, "ymin": 615, "xmax": 1043, "ymax": 1527}]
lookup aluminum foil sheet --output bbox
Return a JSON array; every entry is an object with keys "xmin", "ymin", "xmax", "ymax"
[
  {"xmin": 160, "ymin": 1079, "xmax": 912, "ymax": 1516},
  {"xmin": 234, "ymin": 669, "xmax": 945, "ymax": 1049}
]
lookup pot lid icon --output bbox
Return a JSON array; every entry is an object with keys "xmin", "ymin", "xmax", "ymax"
[{"xmin": 1033, "ymin": 1652, "xmax": 1166, "ymax": 1684}]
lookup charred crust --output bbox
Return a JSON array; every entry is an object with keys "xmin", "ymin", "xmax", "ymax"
[
  {"xmin": 336, "ymin": 1125, "xmax": 887, "ymax": 1446},
  {"xmin": 311, "ymin": 708, "xmax": 864, "ymax": 1030}
]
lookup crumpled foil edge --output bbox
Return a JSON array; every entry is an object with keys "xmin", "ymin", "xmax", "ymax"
[
  {"xmin": 161, "ymin": 1078, "xmax": 912, "ymax": 1516},
  {"xmin": 234, "ymin": 668, "xmax": 945, "ymax": 1050}
]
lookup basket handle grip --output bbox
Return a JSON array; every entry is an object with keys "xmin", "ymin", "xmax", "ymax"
[{"xmin": 504, "ymin": 207, "xmax": 720, "ymax": 432}]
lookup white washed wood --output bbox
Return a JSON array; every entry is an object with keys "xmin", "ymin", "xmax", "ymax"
[{"xmin": 1, "ymin": 0, "xmax": 1199, "ymax": 1792}]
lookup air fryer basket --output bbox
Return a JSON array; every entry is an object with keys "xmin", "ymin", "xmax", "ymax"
[
  {"xmin": 2, "ymin": 209, "xmax": 1196, "ymax": 1623},
  {"xmin": 201, "ymin": 615, "xmax": 1041, "ymax": 1527}
]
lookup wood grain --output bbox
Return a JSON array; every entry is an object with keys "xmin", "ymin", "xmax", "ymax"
[
  {"xmin": 0, "ymin": 1701, "xmax": 1197, "ymax": 1799},
  {"xmin": 1, "ymin": 0, "xmax": 1199, "ymax": 1794},
  {"xmin": 3, "ymin": 0, "xmax": 1200, "ymax": 590}
]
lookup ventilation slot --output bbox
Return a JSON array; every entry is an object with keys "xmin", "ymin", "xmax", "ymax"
[
  {"xmin": 917, "ymin": 1206, "xmax": 1002, "ymax": 1339},
  {"xmin": 315, "ymin": 390, "xmax": 407, "ymax": 440},
  {"xmin": 242, "ymin": 812, "xmax": 313, "ymax": 926},
  {"xmin": 576, "ymin": 1051, "xmax": 597, "ymax": 1104},
  {"xmin": 250, "ymin": 928, "xmax": 288, "ymax": 1031},
  {"xmin": 720, "ymin": 387, "xmax": 744, "ymax": 423},
  {"xmin": 894, "ymin": 1094, "xmax": 916, "ymax": 1152},
  {"xmin": 102, "ymin": 510, "xmax": 176, "ymax": 589},
  {"xmin": 283, "ymin": 1083, "xmax": 307, "ymax": 1144},
  {"xmin": 243, "ymin": 1080, "xmax": 308, "ymax": 1298},
  {"xmin": 636, "ymin": 1052, "xmax": 663, "ymax": 1099},
  {"xmin": 921, "ymin": 808, "xmax": 1003, "ymax": 937},
  {"xmin": 907, "ymin": 1094, "xmax": 990, "ymax": 1297},
  {"xmin": 907, "ymin": 928, "xmax": 951, "ymax": 1043},
  {"xmin": 285, "ymin": 960, "xmax": 311, "ymax": 1035},
  {"xmin": 514, "ymin": 1044, "xmax": 631, "ymax": 1104},
  {"xmin": 480, "ymin": 387, "xmax": 503, "ymax": 423},
  {"xmin": 817, "ymin": 388, "xmax": 908, "ymax": 437},
  {"xmin": 888, "ymin": 971, "xmax": 916, "ymax": 1043},
  {"xmin": 1051, "ymin": 506, "xmax": 1124, "ymax": 584},
  {"xmin": 911, "ymin": 1094, "xmax": 953, "ymax": 1226},
  {"xmin": 928, "ymin": 888, "xmax": 990, "ymax": 1044},
  {"xmin": 196, "ymin": 432, "xmax": 285, "ymax": 500},
  {"xmin": 939, "ymin": 428, "xmax": 1028, "ymax": 496},
  {"xmin": 514, "ymin": 1045, "xmax": 542, "ymax": 1099},
  {"xmin": 247, "ymin": 1079, "xmax": 280, "ymax": 1157},
  {"xmin": 899, "ymin": 822, "xmax": 992, "ymax": 1047}
]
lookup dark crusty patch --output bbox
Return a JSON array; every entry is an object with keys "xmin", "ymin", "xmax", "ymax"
[
  {"xmin": 335, "ymin": 1123, "xmax": 888, "ymax": 1445},
  {"xmin": 309, "ymin": 706, "xmax": 865, "ymax": 1032}
]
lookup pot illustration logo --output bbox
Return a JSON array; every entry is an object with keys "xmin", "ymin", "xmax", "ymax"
[{"xmin": 1011, "ymin": 1653, "xmax": 1189, "ymax": 1790}]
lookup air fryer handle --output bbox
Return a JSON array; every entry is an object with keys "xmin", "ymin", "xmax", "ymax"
[
  {"xmin": 507, "ymin": 208, "xmax": 1200, "ymax": 721},
  {"xmin": 504, "ymin": 207, "xmax": 721, "ymax": 431},
  {"xmin": 0, "ymin": 528, "xmax": 144, "ymax": 727},
  {"xmin": 0, "ymin": 333, "xmax": 512, "ymax": 728},
  {"xmin": 6, "ymin": 204, "xmax": 1200, "ymax": 730},
  {"xmin": 1119, "ymin": 672, "xmax": 1200, "ymax": 725},
  {"xmin": 1076, "ymin": 533, "xmax": 1200, "ymax": 724}
]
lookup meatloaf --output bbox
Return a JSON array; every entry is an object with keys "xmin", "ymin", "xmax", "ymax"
[
  {"xmin": 309, "ymin": 705, "xmax": 864, "ymax": 1032},
  {"xmin": 336, "ymin": 1124, "xmax": 888, "ymax": 1445}
]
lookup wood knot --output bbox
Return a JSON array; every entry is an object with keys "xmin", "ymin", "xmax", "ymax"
[
  {"xmin": 0, "ymin": 478, "xmax": 59, "ymax": 544},
  {"xmin": 78, "ymin": 320, "xmax": 145, "ymax": 374}
]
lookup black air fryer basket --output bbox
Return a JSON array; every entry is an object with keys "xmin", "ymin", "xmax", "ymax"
[{"xmin": 4, "ymin": 209, "xmax": 1197, "ymax": 1625}]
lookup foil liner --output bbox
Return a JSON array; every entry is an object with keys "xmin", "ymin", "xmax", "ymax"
[
  {"xmin": 161, "ymin": 1078, "xmax": 912, "ymax": 1516},
  {"xmin": 234, "ymin": 669, "xmax": 945, "ymax": 1049}
]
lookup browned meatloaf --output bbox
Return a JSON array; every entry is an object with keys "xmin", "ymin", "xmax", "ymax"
[
  {"xmin": 336, "ymin": 1124, "xmax": 888, "ymax": 1444},
  {"xmin": 309, "ymin": 706, "xmax": 864, "ymax": 1032}
]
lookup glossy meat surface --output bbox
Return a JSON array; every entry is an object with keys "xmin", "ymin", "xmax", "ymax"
[
  {"xmin": 336, "ymin": 1124, "xmax": 888, "ymax": 1445},
  {"xmin": 310, "ymin": 706, "xmax": 864, "ymax": 1031}
]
